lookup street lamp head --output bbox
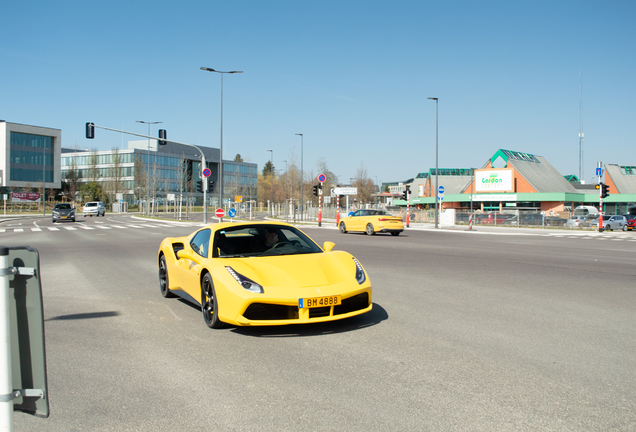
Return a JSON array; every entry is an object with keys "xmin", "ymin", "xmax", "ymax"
[
  {"xmin": 295, "ymin": 133, "xmax": 303, "ymax": 137},
  {"xmin": 428, "ymin": 97, "xmax": 438, "ymax": 101},
  {"xmin": 201, "ymin": 67, "xmax": 243, "ymax": 74}
]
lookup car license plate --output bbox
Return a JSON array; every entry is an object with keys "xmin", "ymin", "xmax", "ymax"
[{"xmin": 299, "ymin": 295, "xmax": 341, "ymax": 309}]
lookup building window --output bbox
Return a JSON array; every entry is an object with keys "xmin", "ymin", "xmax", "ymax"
[{"xmin": 9, "ymin": 132, "xmax": 54, "ymax": 182}]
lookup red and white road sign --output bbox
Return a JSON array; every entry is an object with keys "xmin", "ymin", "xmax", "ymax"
[{"xmin": 215, "ymin": 208, "xmax": 225, "ymax": 218}]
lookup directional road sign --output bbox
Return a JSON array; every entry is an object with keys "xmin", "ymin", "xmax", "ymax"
[
  {"xmin": 228, "ymin": 208, "xmax": 237, "ymax": 218},
  {"xmin": 333, "ymin": 187, "xmax": 357, "ymax": 195}
]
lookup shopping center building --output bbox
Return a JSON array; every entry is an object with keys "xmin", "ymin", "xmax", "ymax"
[{"xmin": 393, "ymin": 149, "xmax": 636, "ymax": 216}]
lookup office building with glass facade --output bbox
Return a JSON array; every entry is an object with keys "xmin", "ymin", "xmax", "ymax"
[
  {"xmin": 1, "ymin": 121, "xmax": 62, "ymax": 191},
  {"xmin": 61, "ymin": 139, "xmax": 257, "ymax": 205}
]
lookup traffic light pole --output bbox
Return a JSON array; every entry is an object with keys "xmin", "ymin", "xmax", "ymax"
[{"xmin": 85, "ymin": 124, "xmax": 208, "ymax": 224}]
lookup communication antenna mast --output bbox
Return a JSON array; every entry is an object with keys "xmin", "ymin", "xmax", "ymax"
[{"xmin": 579, "ymin": 72, "xmax": 584, "ymax": 180}]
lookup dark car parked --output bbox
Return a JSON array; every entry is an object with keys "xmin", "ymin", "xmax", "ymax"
[{"xmin": 52, "ymin": 203, "xmax": 75, "ymax": 223}]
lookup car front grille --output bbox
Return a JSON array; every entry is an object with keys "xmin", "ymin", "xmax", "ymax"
[{"xmin": 243, "ymin": 292, "xmax": 370, "ymax": 322}]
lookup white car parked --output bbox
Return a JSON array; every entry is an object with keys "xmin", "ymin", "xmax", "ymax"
[
  {"xmin": 83, "ymin": 201, "xmax": 106, "ymax": 217},
  {"xmin": 602, "ymin": 215, "xmax": 627, "ymax": 231}
]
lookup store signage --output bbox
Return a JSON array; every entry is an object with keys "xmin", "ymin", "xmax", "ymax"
[
  {"xmin": 12, "ymin": 192, "xmax": 41, "ymax": 202},
  {"xmin": 474, "ymin": 169, "xmax": 513, "ymax": 193}
]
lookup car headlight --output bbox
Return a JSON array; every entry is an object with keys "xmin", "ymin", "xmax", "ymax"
[
  {"xmin": 352, "ymin": 257, "xmax": 366, "ymax": 284},
  {"xmin": 52, "ymin": 212, "xmax": 59, "ymax": 217},
  {"xmin": 225, "ymin": 266, "xmax": 263, "ymax": 293}
]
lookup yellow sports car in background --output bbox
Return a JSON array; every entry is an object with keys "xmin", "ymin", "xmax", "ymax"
[
  {"xmin": 339, "ymin": 209, "xmax": 404, "ymax": 236},
  {"xmin": 158, "ymin": 222, "xmax": 372, "ymax": 329}
]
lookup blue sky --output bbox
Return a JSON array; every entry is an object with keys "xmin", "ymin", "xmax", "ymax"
[{"xmin": 2, "ymin": 1, "xmax": 635, "ymax": 185}]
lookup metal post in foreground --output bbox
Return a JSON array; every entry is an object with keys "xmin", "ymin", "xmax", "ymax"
[{"xmin": 0, "ymin": 247, "xmax": 14, "ymax": 431}]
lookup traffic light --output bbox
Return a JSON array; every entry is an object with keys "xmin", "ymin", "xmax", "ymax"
[
  {"xmin": 196, "ymin": 180, "xmax": 203, "ymax": 193},
  {"xmin": 596, "ymin": 182, "xmax": 611, "ymax": 198},
  {"xmin": 402, "ymin": 190, "xmax": 408, "ymax": 200},
  {"xmin": 158, "ymin": 129, "xmax": 167, "ymax": 146},
  {"xmin": 86, "ymin": 122, "xmax": 95, "ymax": 139},
  {"xmin": 208, "ymin": 180, "xmax": 215, "ymax": 193},
  {"xmin": 312, "ymin": 184, "xmax": 319, "ymax": 196},
  {"xmin": 602, "ymin": 183, "xmax": 610, "ymax": 198}
]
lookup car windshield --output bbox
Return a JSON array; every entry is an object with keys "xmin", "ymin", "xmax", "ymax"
[
  {"xmin": 212, "ymin": 224, "xmax": 322, "ymax": 258},
  {"xmin": 56, "ymin": 204, "xmax": 72, "ymax": 210},
  {"xmin": 85, "ymin": 203, "xmax": 97, "ymax": 207}
]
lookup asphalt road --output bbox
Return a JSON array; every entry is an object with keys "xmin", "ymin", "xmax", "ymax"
[{"xmin": 3, "ymin": 215, "xmax": 635, "ymax": 431}]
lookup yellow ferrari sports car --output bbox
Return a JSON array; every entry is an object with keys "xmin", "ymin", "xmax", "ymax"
[
  {"xmin": 339, "ymin": 209, "xmax": 404, "ymax": 236},
  {"xmin": 158, "ymin": 221, "xmax": 372, "ymax": 328}
]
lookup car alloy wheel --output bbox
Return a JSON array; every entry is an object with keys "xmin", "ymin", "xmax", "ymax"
[
  {"xmin": 366, "ymin": 223, "xmax": 375, "ymax": 236},
  {"xmin": 339, "ymin": 222, "xmax": 347, "ymax": 233},
  {"xmin": 159, "ymin": 255, "xmax": 174, "ymax": 298},
  {"xmin": 201, "ymin": 273, "xmax": 225, "ymax": 329}
]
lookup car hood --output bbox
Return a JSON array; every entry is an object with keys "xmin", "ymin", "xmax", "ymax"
[{"xmin": 223, "ymin": 251, "xmax": 356, "ymax": 288}]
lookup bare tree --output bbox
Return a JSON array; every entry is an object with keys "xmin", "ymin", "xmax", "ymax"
[
  {"xmin": 133, "ymin": 154, "xmax": 146, "ymax": 206},
  {"xmin": 353, "ymin": 163, "xmax": 376, "ymax": 204},
  {"xmin": 87, "ymin": 150, "xmax": 100, "ymax": 183},
  {"xmin": 62, "ymin": 157, "xmax": 82, "ymax": 204}
]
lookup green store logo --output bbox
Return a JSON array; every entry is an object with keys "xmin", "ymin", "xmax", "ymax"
[{"xmin": 482, "ymin": 173, "xmax": 502, "ymax": 184}]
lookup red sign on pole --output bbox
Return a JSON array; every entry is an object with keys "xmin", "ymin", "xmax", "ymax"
[{"xmin": 215, "ymin": 208, "xmax": 225, "ymax": 218}]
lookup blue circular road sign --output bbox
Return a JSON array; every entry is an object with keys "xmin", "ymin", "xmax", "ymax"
[{"xmin": 228, "ymin": 208, "xmax": 237, "ymax": 218}]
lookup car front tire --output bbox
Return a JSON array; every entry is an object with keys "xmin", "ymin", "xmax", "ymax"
[
  {"xmin": 159, "ymin": 255, "xmax": 174, "ymax": 298},
  {"xmin": 366, "ymin": 223, "xmax": 375, "ymax": 236},
  {"xmin": 201, "ymin": 273, "xmax": 225, "ymax": 329}
]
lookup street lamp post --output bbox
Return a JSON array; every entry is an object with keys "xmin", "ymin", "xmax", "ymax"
[
  {"xmin": 267, "ymin": 149, "xmax": 273, "ymax": 216},
  {"xmin": 295, "ymin": 134, "xmax": 303, "ymax": 220},
  {"xmin": 428, "ymin": 97, "xmax": 439, "ymax": 229},
  {"xmin": 136, "ymin": 120, "xmax": 162, "ymax": 216},
  {"xmin": 282, "ymin": 160, "xmax": 288, "ymax": 201},
  {"xmin": 200, "ymin": 67, "xmax": 243, "ymax": 212}
]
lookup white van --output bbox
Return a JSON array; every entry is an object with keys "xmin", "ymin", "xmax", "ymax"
[
  {"xmin": 83, "ymin": 201, "xmax": 106, "ymax": 217},
  {"xmin": 572, "ymin": 206, "xmax": 599, "ymax": 217}
]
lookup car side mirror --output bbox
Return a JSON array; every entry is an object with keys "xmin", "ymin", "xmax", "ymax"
[
  {"xmin": 176, "ymin": 249, "xmax": 194, "ymax": 260},
  {"xmin": 323, "ymin": 241, "xmax": 335, "ymax": 252}
]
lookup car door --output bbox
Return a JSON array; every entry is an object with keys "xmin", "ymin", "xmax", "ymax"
[
  {"xmin": 176, "ymin": 229, "xmax": 211, "ymax": 302},
  {"xmin": 348, "ymin": 210, "xmax": 364, "ymax": 231}
]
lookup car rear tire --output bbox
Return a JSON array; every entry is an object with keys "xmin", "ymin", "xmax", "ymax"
[
  {"xmin": 339, "ymin": 222, "xmax": 347, "ymax": 233},
  {"xmin": 159, "ymin": 255, "xmax": 174, "ymax": 298},
  {"xmin": 366, "ymin": 223, "xmax": 375, "ymax": 236},
  {"xmin": 605, "ymin": 225, "xmax": 611, "ymax": 231},
  {"xmin": 391, "ymin": 231, "xmax": 400, "ymax": 236},
  {"xmin": 202, "ymin": 273, "xmax": 225, "ymax": 329},
  {"xmin": 623, "ymin": 225, "xmax": 628, "ymax": 231}
]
